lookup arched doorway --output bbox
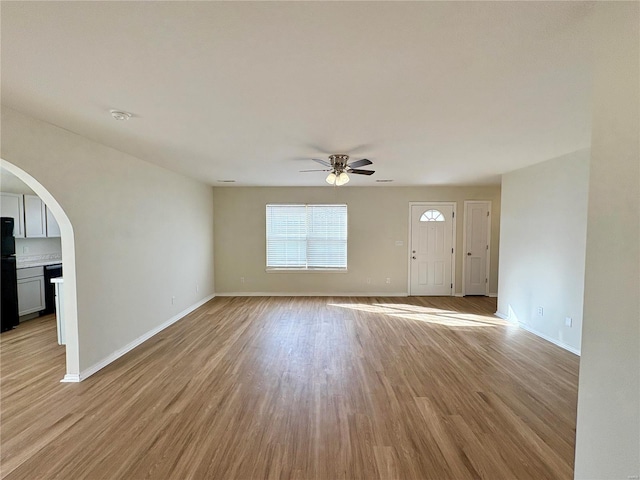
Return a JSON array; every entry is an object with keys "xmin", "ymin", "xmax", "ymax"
[{"xmin": 1, "ymin": 159, "xmax": 79, "ymax": 381}]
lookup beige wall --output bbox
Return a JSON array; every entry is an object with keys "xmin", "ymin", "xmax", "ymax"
[
  {"xmin": 213, "ymin": 186, "xmax": 500, "ymax": 295},
  {"xmin": 1, "ymin": 107, "xmax": 215, "ymax": 374},
  {"xmin": 497, "ymin": 149, "xmax": 589, "ymax": 353},
  {"xmin": 574, "ymin": 2, "xmax": 639, "ymax": 478}
]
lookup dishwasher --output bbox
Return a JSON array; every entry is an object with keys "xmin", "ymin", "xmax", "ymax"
[{"xmin": 43, "ymin": 264, "xmax": 62, "ymax": 315}]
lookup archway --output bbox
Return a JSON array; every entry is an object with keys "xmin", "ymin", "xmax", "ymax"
[{"xmin": 1, "ymin": 159, "xmax": 80, "ymax": 381}]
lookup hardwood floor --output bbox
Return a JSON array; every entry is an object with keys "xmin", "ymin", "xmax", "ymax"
[{"xmin": 0, "ymin": 297, "xmax": 579, "ymax": 479}]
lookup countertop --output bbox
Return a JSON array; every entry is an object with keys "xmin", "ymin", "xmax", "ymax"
[
  {"xmin": 16, "ymin": 254, "xmax": 62, "ymax": 269},
  {"xmin": 17, "ymin": 260, "xmax": 63, "ymax": 269}
]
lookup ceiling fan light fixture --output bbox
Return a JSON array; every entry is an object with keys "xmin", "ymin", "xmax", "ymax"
[
  {"xmin": 305, "ymin": 154, "xmax": 373, "ymax": 185},
  {"xmin": 325, "ymin": 172, "xmax": 337, "ymax": 184},
  {"xmin": 336, "ymin": 172, "xmax": 350, "ymax": 186}
]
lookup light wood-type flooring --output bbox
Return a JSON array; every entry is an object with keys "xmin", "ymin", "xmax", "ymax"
[{"xmin": 0, "ymin": 297, "xmax": 579, "ymax": 479}]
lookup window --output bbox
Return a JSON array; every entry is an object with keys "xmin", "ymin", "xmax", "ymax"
[
  {"xmin": 266, "ymin": 204, "xmax": 347, "ymax": 269},
  {"xmin": 420, "ymin": 209, "xmax": 445, "ymax": 222}
]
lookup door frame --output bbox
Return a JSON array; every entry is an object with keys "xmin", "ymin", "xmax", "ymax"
[
  {"xmin": 407, "ymin": 202, "xmax": 457, "ymax": 296},
  {"xmin": 462, "ymin": 200, "xmax": 491, "ymax": 296}
]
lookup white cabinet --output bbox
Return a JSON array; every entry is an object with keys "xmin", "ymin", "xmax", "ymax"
[
  {"xmin": 17, "ymin": 266, "xmax": 46, "ymax": 316},
  {"xmin": 24, "ymin": 195, "xmax": 46, "ymax": 238},
  {"xmin": 46, "ymin": 207, "xmax": 61, "ymax": 237},
  {"xmin": 0, "ymin": 192, "xmax": 25, "ymax": 237},
  {"xmin": 2, "ymin": 193, "xmax": 60, "ymax": 238}
]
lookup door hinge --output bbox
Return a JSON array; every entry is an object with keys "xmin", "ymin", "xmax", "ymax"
[
  {"xmin": 451, "ymin": 283, "xmax": 453, "ymax": 289},
  {"xmin": 486, "ymin": 245, "xmax": 489, "ymax": 250},
  {"xmin": 452, "ymin": 212, "xmax": 455, "ymax": 218},
  {"xmin": 487, "ymin": 211, "xmax": 490, "ymax": 217},
  {"xmin": 485, "ymin": 278, "xmax": 488, "ymax": 284},
  {"xmin": 451, "ymin": 248, "xmax": 454, "ymax": 254}
]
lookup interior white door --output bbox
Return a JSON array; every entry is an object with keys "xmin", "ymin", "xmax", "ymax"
[
  {"xmin": 464, "ymin": 201, "xmax": 490, "ymax": 295},
  {"xmin": 409, "ymin": 204, "xmax": 454, "ymax": 296}
]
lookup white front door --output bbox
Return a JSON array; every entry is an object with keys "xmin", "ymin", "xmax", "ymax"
[
  {"xmin": 463, "ymin": 201, "xmax": 490, "ymax": 295},
  {"xmin": 409, "ymin": 204, "xmax": 455, "ymax": 296}
]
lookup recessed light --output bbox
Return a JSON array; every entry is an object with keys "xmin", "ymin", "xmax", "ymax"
[
  {"xmin": 376, "ymin": 179, "xmax": 394, "ymax": 183},
  {"xmin": 110, "ymin": 110, "xmax": 132, "ymax": 121},
  {"xmin": 217, "ymin": 180, "xmax": 236, "ymax": 183}
]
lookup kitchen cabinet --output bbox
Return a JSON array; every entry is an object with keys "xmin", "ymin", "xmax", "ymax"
[
  {"xmin": 2, "ymin": 194, "xmax": 60, "ymax": 238},
  {"xmin": 0, "ymin": 193, "xmax": 25, "ymax": 237},
  {"xmin": 17, "ymin": 266, "xmax": 46, "ymax": 316},
  {"xmin": 24, "ymin": 195, "xmax": 46, "ymax": 238},
  {"xmin": 46, "ymin": 207, "xmax": 61, "ymax": 237}
]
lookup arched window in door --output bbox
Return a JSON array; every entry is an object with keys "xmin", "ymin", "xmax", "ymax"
[{"xmin": 420, "ymin": 209, "xmax": 445, "ymax": 222}]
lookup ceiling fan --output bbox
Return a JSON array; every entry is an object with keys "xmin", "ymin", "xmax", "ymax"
[{"xmin": 300, "ymin": 154, "xmax": 375, "ymax": 185}]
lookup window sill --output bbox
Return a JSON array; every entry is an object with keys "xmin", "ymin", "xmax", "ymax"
[{"xmin": 266, "ymin": 268, "xmax": 348, "ymax": 274}]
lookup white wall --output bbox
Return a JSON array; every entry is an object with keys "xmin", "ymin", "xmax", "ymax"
[
  {"xmin": 497, "ymin": 149, "xmax": 589, "ymax": 353},
  {"xmin": 15, "ymin": 237, "xmax": 61, "ymax": 257},
  {"xmin": 213, "ymin": 185, "xmax": 500, "ymax": 295},
  {"xmin": 1, "ymin": 106, "xmax": 215, "ymax": 374},
  {"xmin": 574, "ymin": 2, "xmax": 639, "ymax": 478}
]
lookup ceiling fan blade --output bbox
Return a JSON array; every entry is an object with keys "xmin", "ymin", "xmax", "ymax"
[
  {"xmin": 311, "ymin": 158, "xmax": 331, "ymax": 167},
  {"xmin": 348, "ymin": 169, "xmax": 375, "ymax": 175},
  {"xmin": 347, "ymin": 158, "xmax": 373, "ymax": 169},
  {"xmin": 300, "ymin": 169, "xmax": 331, "ymax": 172}
]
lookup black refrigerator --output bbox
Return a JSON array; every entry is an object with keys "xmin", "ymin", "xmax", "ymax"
[{"xmin": 1, "ymin": 217, "xmax": 19, "ymax": 332}]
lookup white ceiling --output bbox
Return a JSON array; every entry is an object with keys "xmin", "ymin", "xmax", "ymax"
[{"xmin": 1, "ymin": 2, "xmax": 594, "ymax": 187}]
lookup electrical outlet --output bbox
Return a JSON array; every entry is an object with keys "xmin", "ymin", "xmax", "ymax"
[
  {"xmin": 240, "ymin": 277, "xmax": 245, "ymax": 284},
  {"xmin": 386, "ymin": 278, "xmax": 391, "ymax": 284},
  {"xmin": 565, "ymin": 317, "xmax": 572, "ymax": 327},
  {"xmin": 171, "ymin": 296, "xmax": 175, "ymax": 305},
  {"xmin": 366, "ymin": 278, "xmax": 371, "ymax": 284},
  {"xmin": 537, "ymin": 306, "xmax": 544, "ymax": 316},
  {"xmin": 23, "ymin": 246, "xmax": 29, "ymax": 254},
  {"xmin": 196, "ymin": 284, "xmax": 199, "ymax": 293}
]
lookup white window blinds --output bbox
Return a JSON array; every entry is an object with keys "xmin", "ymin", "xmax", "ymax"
[{"xmin": 266, "ymin": 204, "xmax": 347, "ymax": 269}]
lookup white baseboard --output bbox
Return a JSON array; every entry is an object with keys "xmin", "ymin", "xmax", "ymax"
[
  {"xmin": 66, "ymin": 294, "xmax": 216, "ymax": 383},
  {"xmin": 456, "ymin": 293, "xmax": 496, "ymax": 298},
  {"xmin": 517, "ymin": 322, "xmax": 581, "ymax": 356},
  {"xmin": 494, "ymin": 310, "xmax": 579, "ymax": 355},
  {"xmin": 61, "ymin": 373, "xmax": 80, "ymax": 383},
  {"xmin": 215, "ymin": 292, "xmax": 409, "ymax": 297}
]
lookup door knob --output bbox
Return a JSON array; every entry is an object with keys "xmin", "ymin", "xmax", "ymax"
[{"xmin": 467, "ymin": 252, "xmax": 472, "ymax": 256}]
